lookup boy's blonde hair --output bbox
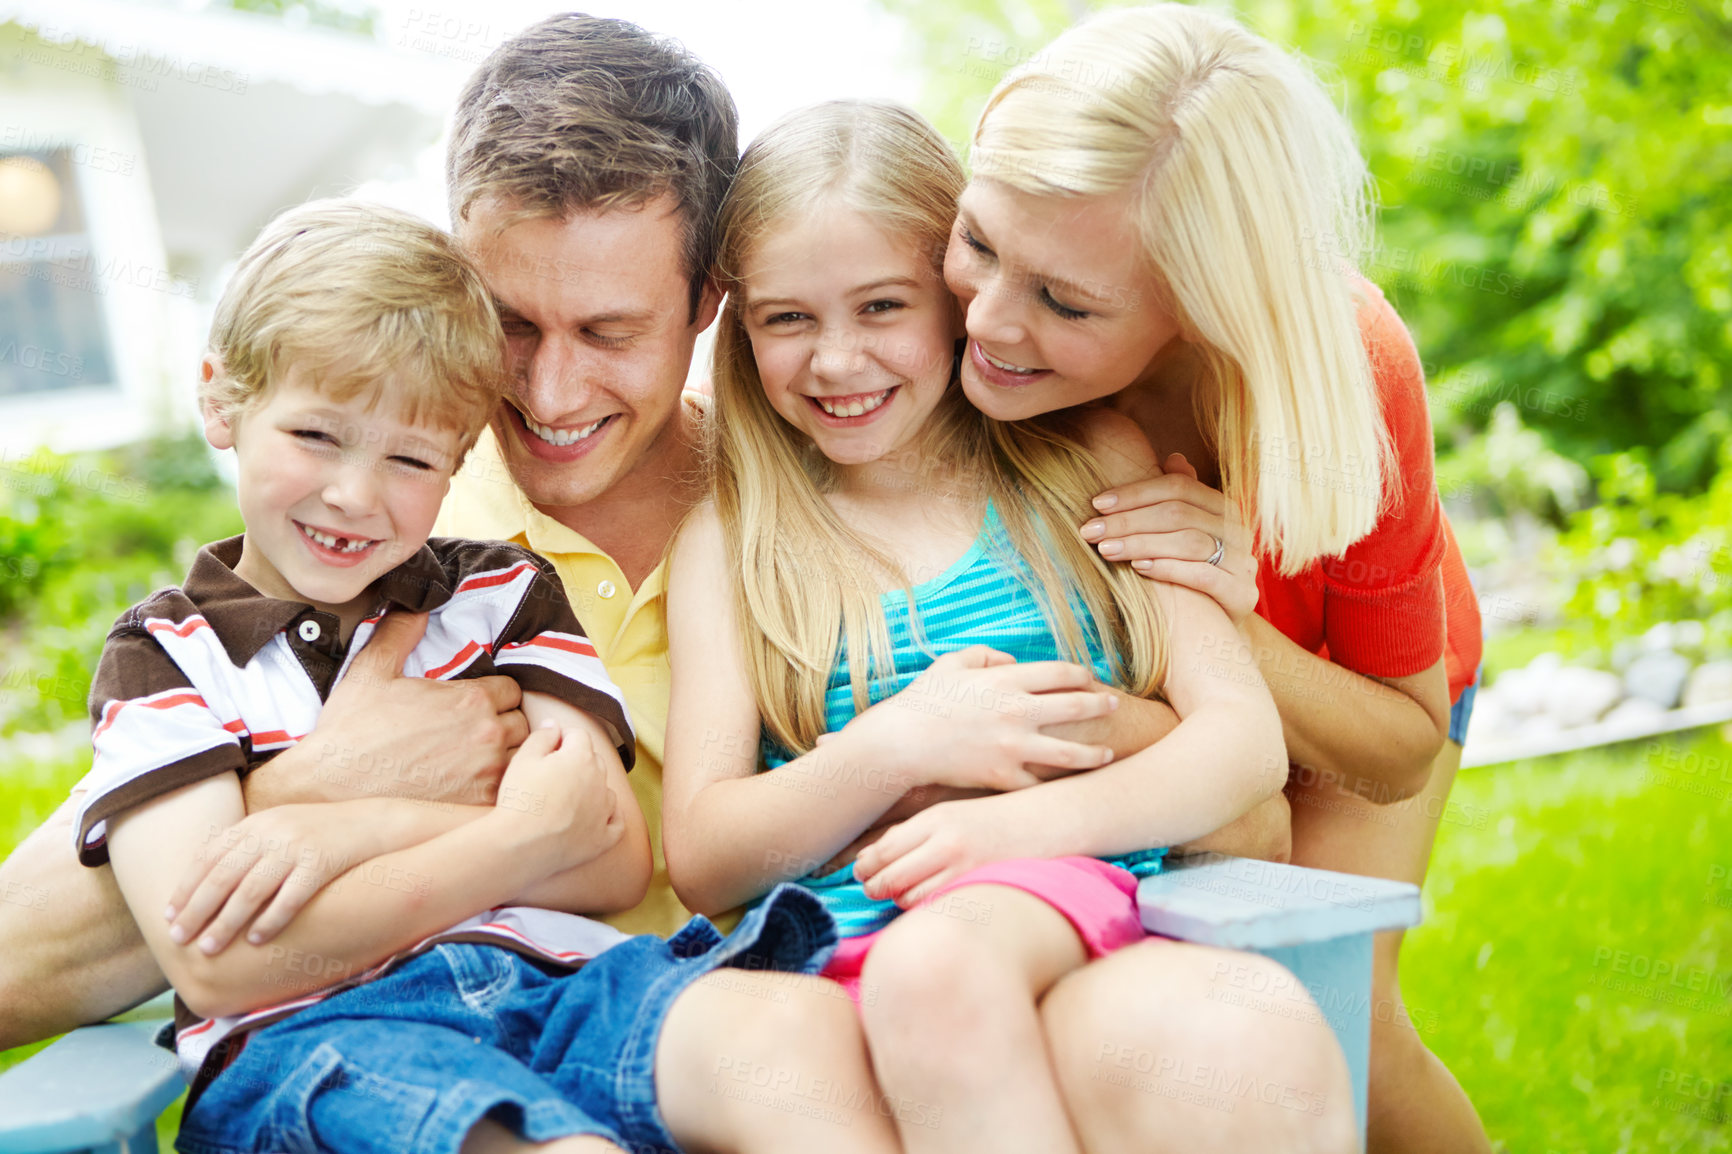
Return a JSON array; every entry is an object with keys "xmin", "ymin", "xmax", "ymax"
[
  {"xmin": 973, "ymin": 4, "xmax": 1392, "ymax": 575},
  {"xmin": 203, "ymin": 198, "xmax": 505, "ymax": 448},
  {"xmin": 709, "ymin": 100, "xmax": 1166, "ymax": 755}
]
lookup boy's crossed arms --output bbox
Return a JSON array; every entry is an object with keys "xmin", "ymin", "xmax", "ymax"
[{"xmin": 109, "ymin": 689, "xmax": 641, "ymax": 1021}]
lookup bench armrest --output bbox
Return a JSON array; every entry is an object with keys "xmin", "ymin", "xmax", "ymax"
[
  {"xmin": 1138, "ymin": 852, "xmax": 1422, "ymax": 948},
  {"xmin": 0, "ymin": 995, "xmax": 184, "ymax": 1154}
]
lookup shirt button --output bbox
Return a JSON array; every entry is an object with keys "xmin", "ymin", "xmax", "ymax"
[
  {"xmin": 597, "ymin": 580, "xmax": 616, "ymax": 600},
  {"xmin": 297, "ymin": 619, "xmax": 321, "ymax": 643}
]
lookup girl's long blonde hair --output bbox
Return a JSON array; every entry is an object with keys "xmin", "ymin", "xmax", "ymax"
[
  {"xmin": 710, "ymin": 100, "xmax": 1166, "ymax": 756},
  {"xmin": 972, "ymin": 4, "xmax": 1393, "ymax": 575}
]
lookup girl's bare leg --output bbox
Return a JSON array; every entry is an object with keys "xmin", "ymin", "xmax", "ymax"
[
  {"xmin": 459, "ymin": 1120, "xmax": 625, "ymax": 1153},
  {"xmin": 858, "ymin": 884, "xmax": 1090, "ymax": 1154},
  {"xmin": 655, "ymin": 969, "xmax": 903, "ymax": 1154},
  {"xmin": 1041, "ymin": 939, "xmax": 1356, "ymax": 1154},
  {"xmin": 1288, "ymin": 739, "xmax": 1494, "ymax": 1154}
]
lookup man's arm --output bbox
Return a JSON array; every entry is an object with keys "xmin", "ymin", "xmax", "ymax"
[
  {"xmin": 165, "ymin": 693, "xmax": 644, "ymax": 955},
  {"xmin": 0, "ymin": 613, "xmax": 532, "ymax": 1051},
  {"xmin": 0, "ymin": 796, "xmax": 164, "ymax": 1050}
]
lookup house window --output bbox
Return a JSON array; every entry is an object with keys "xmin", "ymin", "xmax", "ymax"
[{"xmin": 0, "ymin": 148, "xmax": 116, "ymax": 397}]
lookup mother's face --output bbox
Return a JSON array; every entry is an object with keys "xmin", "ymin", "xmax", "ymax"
[{"xmin": 943, "ymin": 178, "xmax": 1180, "ymax": 422}]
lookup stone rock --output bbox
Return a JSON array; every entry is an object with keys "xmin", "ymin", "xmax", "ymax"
[
  {"xmin": 1542, "ymin": 667, "xmax": 1624, "ymax": 728},
  {"xmin": 1683, "ymin": 660, "xmax": 1732, "ymax": 709},
  {"xmin": 1674, "ymin": 620, "xmax": 1707, "ymax": 652},
  {"xmin": 1611, "ymin": 639, "xmax": 1643, "ymax": 673},
  {"xmin": 1520, "ymin": 714, "xmax": 1565, "ymax": 742},
  {"xmin": 1643, "ymin": 622, "xmax": 1677, "ymax": 652},
  {"xmin": 1601, "ymin": 697, "xmax": 1667, "ymax": 732},
  {"xmin": 1624, "ymin": 649, "xmax": 1693, "ymax": 710},
  {"xmin": 1495, "ymin": 652, "xmax": 1564, "ymax": 716},
  {"xmin": 1463, "ymin": 689, "xmax": 1516, "ymax": 742}
]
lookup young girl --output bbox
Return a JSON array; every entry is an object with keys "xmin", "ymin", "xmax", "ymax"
[
  {"xmin": 662, "ymin": 101, "xmax": 1321, "ymax": 1154},
  {"xmin": 943, "ymin": 7, "xmax": 1488, "ymax": 1152}
]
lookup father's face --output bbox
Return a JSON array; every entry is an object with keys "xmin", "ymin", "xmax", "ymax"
[{"xmin": 459, "ymin": 193, "xmax": 718, "ymax": 513}]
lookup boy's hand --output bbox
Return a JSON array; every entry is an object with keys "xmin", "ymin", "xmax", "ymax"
[
  {"xmin": 495, "ymin": 722, "xmax": 624, "ymax": 872},
  {"xmin": 841, "ymin": 647, "xmax": 1118, "ymax": 793},
  {"xmin": 165, "ymin": 802, "xmax": 386, "ymax": 955},
  {"xmin": 852, "ymin": 794, "xmax": 1057, "ymax": 908}
]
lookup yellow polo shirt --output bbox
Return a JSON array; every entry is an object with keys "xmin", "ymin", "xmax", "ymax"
[{"xmin": 434, "ymin": 425, "xmax": 690, "ymax": 938}]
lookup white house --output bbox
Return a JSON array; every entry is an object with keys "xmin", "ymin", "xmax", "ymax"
[{"xmin": 0, "ymin": 0, "xmax": 467, "ymax": 454}]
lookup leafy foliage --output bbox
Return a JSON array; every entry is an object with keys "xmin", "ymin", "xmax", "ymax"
[
  {"xmin": 0, "ymin": 435, "xmax": 242, "ymax": 734},
  {"xmin": 1551, "ymin": 442, "xmax": 1732, "ymax": 651}
]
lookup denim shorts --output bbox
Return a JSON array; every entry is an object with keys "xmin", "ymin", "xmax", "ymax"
[
  {"xmin": 1447, "ymin": 665, "xmax": 1482, "ymax": 746},
  {"xmin": 176, "ymin": 885, "xmax": 836, "ymax": 1154}
]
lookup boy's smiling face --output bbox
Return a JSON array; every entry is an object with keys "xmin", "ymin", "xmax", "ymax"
[{"xmin": 203, "ymin": 364, "xmax": 464, "ymax": 624}]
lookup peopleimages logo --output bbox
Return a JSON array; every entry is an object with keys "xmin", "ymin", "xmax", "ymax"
[
  {"xmin": 0, "ymin": 235, "xmax": 198, "ymax": 299},
  {"xmin": 1341, "ymin": 23, "xmax": 1577, "ymax": 95},
  {"xmin": 21, "ymin": 23, "xmax": 250, "ymax": 94}
]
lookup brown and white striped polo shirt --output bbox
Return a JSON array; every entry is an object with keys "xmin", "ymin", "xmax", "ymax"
[
  {"xmin": 77, "ymin": 534, "xmax": 636, "ymax": 865},
  {"xmin": 74, "ymin": 534, "xmax": 641, "ymax": 1099}
]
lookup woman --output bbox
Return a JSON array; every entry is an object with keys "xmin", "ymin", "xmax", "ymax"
[{"xmin": 943, "ymin": 6, "xmax": 1490, "ymax": 1153}]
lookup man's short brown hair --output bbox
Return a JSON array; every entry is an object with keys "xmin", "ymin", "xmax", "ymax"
[{"xmin": 448, "ymin": 13, "xmax": 738, "ymax": 321}]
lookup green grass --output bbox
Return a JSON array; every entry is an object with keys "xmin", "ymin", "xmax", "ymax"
[
  {"xmin": 3, "ymin": 730, "xmax": 1727, "ymax": 1149},
  {"xmin": 1403, "ymin": 729, "xmax": 1732, "ymax": 1153}
]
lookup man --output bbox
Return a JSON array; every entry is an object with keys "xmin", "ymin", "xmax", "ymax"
[{"xmin": 0, "ymin": 7, "xmax": 730, "ymax": 1053}]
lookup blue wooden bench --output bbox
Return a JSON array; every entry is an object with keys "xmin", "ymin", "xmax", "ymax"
[
  {"xmin": 0, "ymin": 854, "xmax": 1418, "ymax": 1153},
  {"xmin": 0, "ymin": 992, "xmax": 181, "ymax": 1154},
  {"xmin": 1139, "ymin": 853, "xmax": 1423, "ymax": 1146}
]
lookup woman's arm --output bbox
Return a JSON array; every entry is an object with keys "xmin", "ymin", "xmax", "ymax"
[
  {"xmin": 1085, "ymin": 461, "xmax": 1450, "ymax": 799},
  {"xmin": 852, "ymin": 413, "xmax": 1288, "ymax": 902},
  {"xmin": 1243, "ymin": 613, "xmax": 1449, "ymax": 800},
  {"xmin": 661, "ymin": 505, "xmax": 1119, "ymax": 916},
  {"xmin": 1072, "ymin": 408, "xmax": 1289, "ymax": 842}
]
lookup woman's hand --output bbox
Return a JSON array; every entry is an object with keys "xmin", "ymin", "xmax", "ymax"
[
  {"xmin": 1081, "ymin": 453, "xmax": 1259, "ymax": 628},
  {"xmin": 839, "ymin": 646, "xmax": 1118, "ymax": 794},
  {"xmin": 852, "ymin": 794, "xmax": 1054, "ymax": 907},
  {"xmin": 165, "ymin": 800, "xmax": 392, "ymax": 955}
]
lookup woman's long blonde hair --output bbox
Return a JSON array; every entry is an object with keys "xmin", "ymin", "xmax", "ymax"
[
  {"xmin": 710, "ymin": 100, "xmax": 1166, "ymax": 756},
  {"xmin": 972, "ymin": 4, "xmax": 1393, "ymax": 575}
]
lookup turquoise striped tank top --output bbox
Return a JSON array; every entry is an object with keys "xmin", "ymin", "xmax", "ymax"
[{"xmin": 757, "ymin": 501, "xmax": 1167, "ymax": 938}]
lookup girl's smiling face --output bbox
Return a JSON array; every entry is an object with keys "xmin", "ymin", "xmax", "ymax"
[
  {"xmin": 741, "ymin": 199, "xmax": 959, "ymax": 474},
  {"xmin": 943, "ymin": 178, "xmax": 1180, "ymax": 422}
]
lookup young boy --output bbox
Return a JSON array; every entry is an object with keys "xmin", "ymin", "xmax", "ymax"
[{"xmin": 74, "ymin": 200, "xmax": 866, "ymax": 1154}]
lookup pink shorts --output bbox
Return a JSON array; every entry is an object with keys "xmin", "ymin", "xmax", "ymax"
[{"xmin": 819, "ymin": 856, "xmax": 1148, "ymax": 1005}]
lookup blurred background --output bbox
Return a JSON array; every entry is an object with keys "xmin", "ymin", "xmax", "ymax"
[{"xmin": 0, "ymin": 1, "xmax": 1727, "ymax": 1149}]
